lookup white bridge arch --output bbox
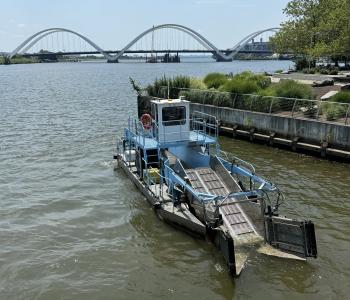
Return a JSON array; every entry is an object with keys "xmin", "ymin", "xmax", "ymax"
[
  {"xmin": 9, "ymin": 25, "xmax": 280, "ymax": 61},
  {"xmin": 9, "ymin": 28, "xmax": 113, "ymax": 60}
]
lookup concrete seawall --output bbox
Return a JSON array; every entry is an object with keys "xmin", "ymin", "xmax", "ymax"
[{"xmin": 190, "ymin": 103, "xmax": 350, "ymax": 160}]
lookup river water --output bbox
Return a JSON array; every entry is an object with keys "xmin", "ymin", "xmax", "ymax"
[{"xmin": 0, "ymin": 59, "xmax": 349, "ymax": 300}]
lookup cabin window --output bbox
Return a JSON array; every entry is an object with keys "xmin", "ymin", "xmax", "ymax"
[{"xmin": 162, "ymin": 106, "xmax": 186, "ymax": 126}]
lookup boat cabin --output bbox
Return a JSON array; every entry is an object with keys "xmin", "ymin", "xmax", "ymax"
[{"xmin": 150, "ymin": 98, "xmax": 190, "ymax": 143}]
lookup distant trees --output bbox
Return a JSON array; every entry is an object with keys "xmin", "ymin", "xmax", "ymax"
[
  {"xmin": 0, "ymin": 55, "xmax": 11, "ymax": 65},
  {"xmin": 271, "ymin": 0, "xmax": 350, "ymax": 66}
]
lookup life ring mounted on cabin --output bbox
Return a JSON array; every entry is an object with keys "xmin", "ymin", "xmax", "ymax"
[{"xmin": 141, "ymin": 113, "xmax": 152, "ymax": 130}]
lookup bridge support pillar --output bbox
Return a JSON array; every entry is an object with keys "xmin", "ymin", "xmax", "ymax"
[
  {"xmin": 215, "ymin": 56, "xmax": 232, "ymax": 62},
  {"xmin": 107, "ymin": 59, "xmax": 119, "ymax": 63},
  {"xmin": 3, "ymin": 56, "xmax": 11, "ymax": 65}
]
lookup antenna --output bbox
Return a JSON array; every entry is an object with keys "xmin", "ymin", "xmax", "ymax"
[{"xmin": 167, "ymin": 81, "xmax": 170, "ymax": 99}]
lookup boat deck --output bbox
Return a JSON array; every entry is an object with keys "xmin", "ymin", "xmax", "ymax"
[{"xmin": 120, "ymin": 159, "xmax": 206, "ymax": 236}]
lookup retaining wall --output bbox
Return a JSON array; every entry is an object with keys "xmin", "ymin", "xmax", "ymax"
[{"xmin": 191, "ymin": 103, "xmax": 350, "ymax": 150}]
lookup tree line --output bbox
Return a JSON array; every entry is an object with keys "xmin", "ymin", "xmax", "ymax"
[{"xmin": 271, "ymin": 0, "xmax": 350, "ymax": 67}]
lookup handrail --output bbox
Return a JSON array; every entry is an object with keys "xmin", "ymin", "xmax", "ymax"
[
  {"xmin": 128, "ymin": 115, "xmax": 218, "ymax": 145},
  {"xmin": 217, "ymin": 190, "xmax": 262, "ymax": 207},
  {"xmin": 219, "ymin": 150, "xmax": 256, "ymax": 174}
]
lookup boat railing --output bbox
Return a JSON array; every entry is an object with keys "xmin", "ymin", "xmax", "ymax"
[
  {"xmin": 217, "ymin": 191, "xmax": 266, "ymax": 209},
  {"xmin": 218, "ymin": 150, "xmax": 256, "ymax": 175},
  {"xmin": 126, "ymin": 116, "xmax": 158, "ymax": 149},
  {"xmin": 127, "ymin": 110, "xmax": 218, "ymax": 147},
  {"xmin": 192, "ymin": 111, "xmax": 219, "ymax": 142}
]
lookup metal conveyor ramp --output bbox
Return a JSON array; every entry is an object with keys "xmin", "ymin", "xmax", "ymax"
[{"xmin": 185, "ymin": 167, "xmax": 259, "ymax": 241}]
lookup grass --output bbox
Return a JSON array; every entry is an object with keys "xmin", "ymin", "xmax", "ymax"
[
  {"xmin": 145, "ymin": 73, "xmax": 317, "ymax": 116},
  {"xmin": 189, "ymin": 77, "xmax": 206, "ymax": 90},
  {"xmin": 330, "ymin": 91, "xmax": 350, "ymax": 103},
  {"xmin": 220, "ymin": 71, "xmax": 271, "ymax": 94},
  {"xmin": 320, "ymin": 102, "xmax": 347, "ymax": 121},
  {"xmin": 0, "ymin": 55, "xmax": 38, "ymax": 65},
  {"xmin": 318, "ymin": 92, "xmax": 350, "ymax": 121},
  {"xmin": 144, "ymin": 72, "xmax": 350, "ymax": 122},
  {"xmin": 146, "ymin": 75, "xmax": 190, "ymax": 98},
  {"xmin": 268, "ymin": 80, "xmax": 315, "ymax": 99},
  {"xmin": 220, "ymin": 78, "xmax": 261, "ymax": 94},
  {"xmin": 179, "ymin": 89, "xmax": 232, "ymax": 106},
  {"xmin": 203, "ymin": 73, "xmax": 228, "ymax": 89},
  {"xmin": 146, "ymin": 73, "xmax": 314, "ymax": 102}
]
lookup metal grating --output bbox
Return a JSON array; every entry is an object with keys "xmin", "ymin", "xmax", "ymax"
[{"xmin": 186, "ymin": 167, "xmax": 256, "ymax": 237}]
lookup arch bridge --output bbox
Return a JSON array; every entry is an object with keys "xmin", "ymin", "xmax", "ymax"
[{"xmin": 9, "ymin": 24, "xmax": 280, "ymax": 62}]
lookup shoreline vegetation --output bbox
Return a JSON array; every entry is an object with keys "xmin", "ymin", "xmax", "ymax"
[
  {"xmin": 0, "ymin": 54, "xmax": 107, "ymax": 65},
  {"xmin": 0, "ymin": 56, "xmax": 38, "ymax": 65},
  {"xmin": 142, "ymin": 72, "xmax": 350, "ymax": 122}
]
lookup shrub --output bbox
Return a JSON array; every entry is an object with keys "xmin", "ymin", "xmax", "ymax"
[
  {"xmin": 302, "ymin": 68, "xmax": 315, "ymax": 74},
  {"xmin": 172, "ymin": 76, "xmax": 191, "ymax": 90},
  {"xmin": 315, "ymin": 65, "xmax": 339, "ymax": 75},
  {"xmin": 233, "ymin": 71, "xmax": 271, "ymax": 89},
  {"xmin": 220, "ymin": 78, "xmax": 260, "ymax": 94},
  {"xmin": 179, "ymin": 89, "xmax": 232, "ymax": 107},
  {"xmin": 320, "ymin": 102, "xmax": 347, "ymax": 121},
  {"xmin": 203, "ymin": 73, "xmax": 228, "ymax": 89},
  {"xmin": 330, "ymin": 91, "xmax": 350, "ymax": 103},
  {"xmin": 258, "ymin": 86, "xmax": 277, "ymax": 97},
  {"xmin": 146, "ymin": 75, "xmax": 190, "ymax": 98},
  {"xmin": 271, "ymin": 80, "xmax": 315, "ymax": 99},
  {"xmin": 220, "ymin": 71, "xmax": 271, "ymax": 94},
  {"xmin": 189, "ymin": 77, "xmax": 206, "ymax": 90}
]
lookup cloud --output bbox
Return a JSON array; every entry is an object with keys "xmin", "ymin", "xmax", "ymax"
[{"xmin": 17, "ymin": 23, "xmax": 26, "ymax": 28}]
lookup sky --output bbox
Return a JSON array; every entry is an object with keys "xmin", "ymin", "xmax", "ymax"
[{"xmin": 0, "ymin": 0, "xmax": 290, "ymax": 52}]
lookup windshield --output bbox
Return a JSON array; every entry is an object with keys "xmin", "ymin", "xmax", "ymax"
[{"xmin": 162, "ymin": 106, "xmax": 186, "ymax": 126}]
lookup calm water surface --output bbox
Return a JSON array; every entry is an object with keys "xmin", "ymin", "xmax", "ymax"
[{"xmin": 0, "ymin": 60, "xmax": 349, "ymax": 300}]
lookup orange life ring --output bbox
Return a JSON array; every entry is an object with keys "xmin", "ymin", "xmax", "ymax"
[{"xmin": 141, "ymin": 113, "xmax": 152, "ymax": 130}]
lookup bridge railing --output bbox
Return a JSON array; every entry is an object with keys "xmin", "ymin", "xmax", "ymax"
[{"xmin": 162, "ymin": 87, "xmax": 350, "ymax": 126}]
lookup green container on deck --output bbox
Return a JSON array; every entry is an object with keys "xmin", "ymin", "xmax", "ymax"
[{"xmin": 143, "ymin": 167, "xmax": 160, "ymax": 184}]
